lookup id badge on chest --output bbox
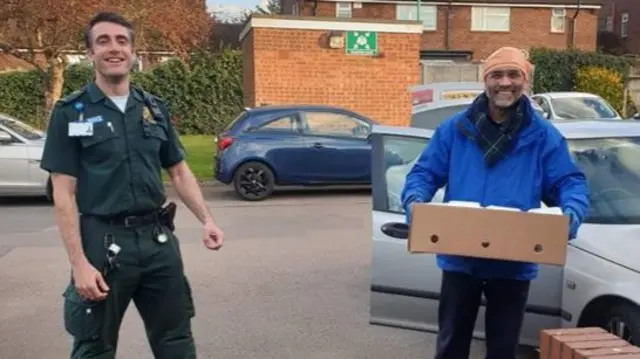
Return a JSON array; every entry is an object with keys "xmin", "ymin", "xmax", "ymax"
[{"xmin": 68, "ymin": 122, "xmax": 93, "ymax": 137}]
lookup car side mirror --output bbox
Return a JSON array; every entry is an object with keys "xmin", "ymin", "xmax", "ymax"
[{"xmin": 0, "ymin": 131, "xmax": 12, "ymax": 144}]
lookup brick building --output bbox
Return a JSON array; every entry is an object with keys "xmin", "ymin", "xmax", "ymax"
[
  {"xmin": 598, "ymin": 0, "xmax": 640, "ymax": 54},
  {"xmin": 240, "ymin": 15, "xmax": 423, "ymax": 125},
  {"xmin": 280, "ymin": 0, "xmax": 602, "ymax": 60}
]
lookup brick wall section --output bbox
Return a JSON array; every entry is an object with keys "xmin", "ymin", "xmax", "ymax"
[
  {"xmin": 599, "ymin": 0, "xmax": 640, "ymax": 54},
  {"xmin": 241, "ymin": 20, "xmax": 421, "ymax": 126},
  {"xmin": 300, "ymin": 1, "xmax": 597, "ymax": 60}
]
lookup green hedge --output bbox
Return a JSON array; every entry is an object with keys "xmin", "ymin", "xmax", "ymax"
[
  {"xmin": 530, "ymin": 47, "xmax": 634, "ymax": 94},
  {"xmin": 0, "ymin": 49, "xmax": 244, "ymax": 135}
]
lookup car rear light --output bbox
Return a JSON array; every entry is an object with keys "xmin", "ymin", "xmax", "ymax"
[{"xmin": 217, "ymin": 136, "xmax": 233, "ymax": 151}]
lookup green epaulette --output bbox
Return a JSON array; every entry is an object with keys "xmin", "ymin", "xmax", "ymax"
[{"xmin": 56, "ymin": 86, "xmax": 88, "ymax": 107}]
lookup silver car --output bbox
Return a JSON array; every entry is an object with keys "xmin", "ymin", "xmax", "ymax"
[
  {"xmin": 370, "ymin": 120, "xmax": 640, "ymax": 347},
  {"xmin": 531, "ymin": 92, "xmax": 622, "ymax": 121},
  {"xmin": 0, "ymin": 113, "xmax": 48, "ymax": 197}
]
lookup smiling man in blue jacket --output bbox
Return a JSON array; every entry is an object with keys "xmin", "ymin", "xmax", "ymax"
[{"xmin": 401, "ymin": 47, "xmax": 590, "ymax": 359}]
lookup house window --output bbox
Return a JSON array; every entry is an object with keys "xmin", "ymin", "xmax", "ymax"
[
  {"xmin": 396, "ymin": 5, "xmax": 437, "ymax": 30},
  {"xmin": 551, "ymin": 8, "xmax": 566, "ymax": 33},
  {"xmin": 605, "ymin": 15, "xmax": 614, "ymax": 32},
  {"xmin": 621, "ymin": 13, "xmax": 629, "ymax": 38},
  {"xmin": 471, "ymin": 7, "xmax": 510, "ymax": 32},
  {"xmin": 293, "ymin": 2, "xmax": 300, "ymax": 15},
  {"xmin": 336, "ymin": 2, "xmax": 352, "ymax": 18}
]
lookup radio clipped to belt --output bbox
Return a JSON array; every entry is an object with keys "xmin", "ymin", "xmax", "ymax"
[{"xmin": 153, "ymin": 201, "xmax": 177, "ymax": 244}]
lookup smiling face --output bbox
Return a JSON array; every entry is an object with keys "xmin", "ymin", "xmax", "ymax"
[
  {"xmin": 484, "ymin": 67, "xmax": 526, "ymax": 109},
  {"xmin": 86, "ymin": 21, "xmax": 135, "ymax": 82}
]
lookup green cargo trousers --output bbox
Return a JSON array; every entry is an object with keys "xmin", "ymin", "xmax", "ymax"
[{"xmin": 62, "ymin": 215, "xmax": 196, "ymax": 359}]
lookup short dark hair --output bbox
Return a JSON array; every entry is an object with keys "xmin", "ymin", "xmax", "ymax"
[{"xmin": 84, "ymin": 11, "xmax": 135, "ymax": 49}]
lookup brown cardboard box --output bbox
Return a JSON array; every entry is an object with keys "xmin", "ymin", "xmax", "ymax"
[{"xmin": 408, "ymin": 203, "xmax": 570, "ymax": 266}]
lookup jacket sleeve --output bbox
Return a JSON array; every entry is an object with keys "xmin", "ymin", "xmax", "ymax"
[
  {"xmin": 542, "ymin": 133, "xmax": 590, "ymax": 223},
  {"xmin": 400, "ymin": 124, "xmax": 451, "ymax": 211}
]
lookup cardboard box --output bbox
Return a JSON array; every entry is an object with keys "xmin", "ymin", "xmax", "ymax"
[{"xmin": 408, "ymin": 203, "xmax": 570, "ymax": 266}]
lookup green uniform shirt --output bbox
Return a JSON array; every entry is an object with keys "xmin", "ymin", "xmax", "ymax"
[{"xmin": 40, "ymin": 82, "xmax": 185, "ymax": 217}]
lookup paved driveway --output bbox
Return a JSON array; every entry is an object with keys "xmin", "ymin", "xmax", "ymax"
[{"xmin": 0, "ymin": 187, "xmax": 535, "ymax": 358}]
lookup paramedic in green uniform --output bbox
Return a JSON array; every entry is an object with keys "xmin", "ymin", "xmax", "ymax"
[{"xmin": 40, "ymin": 12, "xmax": 224, "ymax": 359}]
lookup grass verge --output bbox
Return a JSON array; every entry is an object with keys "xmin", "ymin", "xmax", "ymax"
[{"xmin": 163, "ymin": 135, "xmax": 216, "ymax": 183}]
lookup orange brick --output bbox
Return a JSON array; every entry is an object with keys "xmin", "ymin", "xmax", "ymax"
[
  {"xmin": 540, "ymin": 328, "xmax": 608, "ymax": 359},
  {"xmin": 575, "ymin": 346, "xmax": 640, "ymax": 358},
  {"xmin": 562, "ymin": 340, "xmax": 632, "ymax": 359}
]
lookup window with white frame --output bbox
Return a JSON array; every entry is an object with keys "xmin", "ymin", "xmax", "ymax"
[
  {"xmin": 621, "ymin": 13, "xmax": 629, "ymax": 38},
  {"xmin": 471, "ymin": 7, "xmax": 510, "ymax": 32},
  {"xmin": 551, "ymin": 8, "xmax": 566, "ymax": 33},
  {"xmin": 396, "ymin": 4, "xmax": 437, "ymax": 30},
  {"xmin": 336, "ymin": 2, "xmax": 352, "ymax": 18},
  {"xmin": 605, "ymin": 15, "xmax": 614, "ymax": 32}
]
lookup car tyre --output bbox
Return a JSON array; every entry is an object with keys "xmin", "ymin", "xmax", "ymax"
[
  {"xmin": 599, "ymin": 303, "xmax": 640, "ymax": 345},
  {"xmin": 232, "ymin": 161, "xmax": 275, "ymax": 201}
]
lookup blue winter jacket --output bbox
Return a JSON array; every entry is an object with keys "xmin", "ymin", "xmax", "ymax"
[{"xmin": 400, "ymin": 99, "xmax": 590, "ymax": 281}]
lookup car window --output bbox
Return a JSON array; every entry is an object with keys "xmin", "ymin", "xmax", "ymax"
[
  {"xmin": 256, "ymin": 115, "xmax": 300, "ymax": 132},
  {"xmin": 551, "ymin": 97, "xmax": 618, "ymax": 119},
  {"xmin": 225, "ymin": 111, "xmax": 248, "ymax": 131},
  {"xmin": 382, "ymin": 135, "xmax": 430, "ymax": 213},
  {"xmin": 0, "ymin": 117, "xmax": 43, "ymax": 140},
  {"xmin": 303, "ymin": 111, "xmax": 370, "ymax": 138},
  {"xmin": 411, "ymin": 104, "xmax": 469, "ymax": 130},
  {"xmin": 569, "ymin": 136, "xmax": 640, "ymax": 224}
]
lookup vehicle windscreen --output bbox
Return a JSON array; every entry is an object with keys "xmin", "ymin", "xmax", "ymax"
[
  {"xmin": 569, "ymin": 137, "xmax": 640, "ymax": 224},
  {"xmin": 411, "ymin": 104, "xmax": 469, "ymax": 129},
  {"xmin": 551, "ymin": 97, "xmax": 618, "ymax": 119},
  {"xmin": 411, "ymin": 100, "xmax": 545, "ymax": 130},
  {"xmin": 0, "ymin": 117, "xmax": 44, "ymax": 140}
]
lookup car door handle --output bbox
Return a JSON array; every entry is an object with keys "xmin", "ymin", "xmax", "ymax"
[
  {"xmin": 312, "ymin": 142, "xmax": 323, "ymax": 149},
  {"xmin": 380, "ymin": 222, "xmax": 410, "ymax": 239}
]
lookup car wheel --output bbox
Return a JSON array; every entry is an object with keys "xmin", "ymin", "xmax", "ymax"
[
  {"xmin": 600, "ymin": 303, "xmax": 640, "ymax": 345},
  {"xmin": 232, "ymin": 161, "xmax": 275, "ymax": 201}
]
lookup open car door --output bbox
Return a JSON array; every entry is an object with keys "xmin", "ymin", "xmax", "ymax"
[{"xmin": 368, "ymin": 124, "xmax": 565, "ymax": 347}]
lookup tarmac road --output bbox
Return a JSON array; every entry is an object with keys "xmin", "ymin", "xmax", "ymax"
[{"xmin": 0, "ymin": 187, "xmax": 536, "ymax": 359}]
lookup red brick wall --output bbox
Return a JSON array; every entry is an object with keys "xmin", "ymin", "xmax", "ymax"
[
  {"xmin": 302, "ymin": 1, "xmax": 598, "ymax": 60},
  {"xmin": 241, "ymin": 20, "xmax": 421, "ymax": 126},
  {"xmin": 599, "ymin": 0, "xmax": 640, "ymax": 54}
]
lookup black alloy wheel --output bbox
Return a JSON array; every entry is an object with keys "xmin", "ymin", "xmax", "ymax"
[{"xmin": 232, "ymin": 161, "xmax": 275, "ymax": 201}]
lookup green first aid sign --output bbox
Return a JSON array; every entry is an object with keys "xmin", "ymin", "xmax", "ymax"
[{"xmin": 345, "ymin": 31, "xmax": 378, "ymax": 56}]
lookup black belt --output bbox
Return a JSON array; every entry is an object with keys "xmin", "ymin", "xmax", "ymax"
[{"xmin": 89, "ymin": 210, "xmax": 161, "ymax": 228}]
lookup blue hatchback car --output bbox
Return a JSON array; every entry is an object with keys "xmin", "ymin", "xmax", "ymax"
[{"xmin": 214, "ymin": 105, "xmax": 378, "ymax": 200}]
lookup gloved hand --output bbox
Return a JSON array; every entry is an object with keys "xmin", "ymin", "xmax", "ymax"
[
  {"xmin": 564, "ymin": 207, "xmax": 580, "ymax": 240},
  {"xmin": 404, "ymin": 197, "xmax": 423, "ymax": 224}
]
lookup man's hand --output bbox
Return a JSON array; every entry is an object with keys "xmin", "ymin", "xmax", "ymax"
[
  {"xmin": 203, "ymin": 221, "xmax": 224, "ymax": 250},
  {"xmin": 564, "ymin": 207, "xmax": 580, "ymax": 240},
  {"xmin": 73, "ymin": 260, "xmax": 109, "ymax": 301}
]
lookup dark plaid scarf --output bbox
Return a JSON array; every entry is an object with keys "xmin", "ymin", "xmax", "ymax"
[{"xmin": 456, "ymin": 93, "xmax": 531, "ymax": 168}]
